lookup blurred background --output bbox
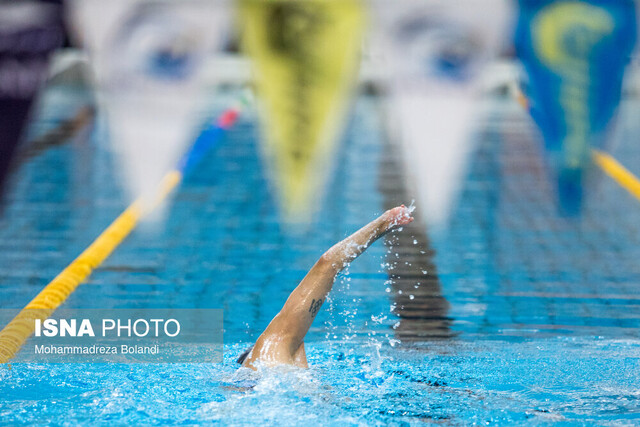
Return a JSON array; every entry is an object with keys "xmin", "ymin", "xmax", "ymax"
[
  {"xmin": 2, "ymin": 0, "xmax": 640, "ymax": 423},
  {"xmin": 3, "ymin": 0, "xmax": 639, "ymax": 222},
  {"xmin": 2, "ymin": 0, "xmax": 640, "ymax": 347}
]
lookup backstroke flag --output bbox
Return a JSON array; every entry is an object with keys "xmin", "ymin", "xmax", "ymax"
[
  {"xmin": 69, "ymin": 0, "xmax": 228, "ymax": 219},
  {"xmin": 516, "ymin": 0, "xmax": 636, "ymax": 216},
  {"xmin": 239, "ymin": 0, "xmax": 365, "ymax": 222},
  {"xmin": 374, "ymin": 0, "xmax": 512, "ymax": 229}
]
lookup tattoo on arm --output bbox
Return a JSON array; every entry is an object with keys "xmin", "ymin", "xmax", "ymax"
[{"xmin": 308, "ymin": 298, "xmax": 324, "ymax": 318}]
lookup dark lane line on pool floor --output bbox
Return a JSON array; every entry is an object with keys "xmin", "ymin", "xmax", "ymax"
[{"xmin": 377, "ymin": 106, "xmax": 453, "ymax": 342}]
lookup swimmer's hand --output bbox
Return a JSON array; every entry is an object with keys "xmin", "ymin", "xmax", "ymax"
[{"xmin": 384, "ymin": 205, "xmax": 414, "ymax": 230}]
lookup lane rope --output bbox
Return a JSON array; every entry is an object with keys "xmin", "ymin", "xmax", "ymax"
[
  {"xmin": 592, "ymin": 149, "xmax": 640, "ymax": 201},
  {"xmin": 0, "ymin": 106, "xmax": 241, "ymax": 364}
]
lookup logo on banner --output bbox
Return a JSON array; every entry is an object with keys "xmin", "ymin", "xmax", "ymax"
[
  {"xmin": 516, "ymin": 0, "xmax": 636, "ymax": 215},
  {"xmin": 532, "ymin": 2, "xmax": 613, "ymax": 169}
]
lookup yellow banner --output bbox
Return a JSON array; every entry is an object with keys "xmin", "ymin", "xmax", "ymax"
[{"xmin": 239, "ymin": 0, "xmax": 365, "ymax": 221}]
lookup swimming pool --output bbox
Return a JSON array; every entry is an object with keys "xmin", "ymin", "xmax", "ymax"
[{"xmin": 1, "ymin": 85, "xmax": 639, "ymax": 424}]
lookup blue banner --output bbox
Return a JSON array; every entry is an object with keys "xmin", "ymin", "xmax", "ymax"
[{"xmin": 516, "ymin": 0, "xmax": 636, "ymax": 215}]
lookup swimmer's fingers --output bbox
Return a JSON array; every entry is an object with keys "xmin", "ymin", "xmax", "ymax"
[{"xmin": 384, "ymin": 205, "xmax": 414, "ymax": 229}]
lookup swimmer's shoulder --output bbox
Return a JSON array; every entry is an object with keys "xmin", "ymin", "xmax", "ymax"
[{"xmin": 242, "ymin": 333, "xmax": 305, "ymax": 369}]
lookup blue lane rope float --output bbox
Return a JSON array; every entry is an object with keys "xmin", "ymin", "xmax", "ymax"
[{"xmin": 0, "ymin": 103, "xmax": 243, "ymax": 364}]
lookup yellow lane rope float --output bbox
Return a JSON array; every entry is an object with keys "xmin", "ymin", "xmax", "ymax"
[
  {"xmin": 0, "ymin": 171, "xmax": 181, "ymax": 364},
  {"xmin": 0, "ymin": 105, "xmax": 242, "ymax": 364},
  {"xmin": 592, "ymin": 149, "xmax": 640, "ymax": 201}
]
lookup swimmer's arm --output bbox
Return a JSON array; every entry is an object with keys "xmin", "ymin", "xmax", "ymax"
[{"xmin": 262, "ymin": 206, "xmax": 414, "ymax": 355}]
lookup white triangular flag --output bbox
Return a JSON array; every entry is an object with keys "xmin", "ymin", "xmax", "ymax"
[
  {"xmin": 373, "ymin": 0, "xmax": 512, "ymax": 229},
  {"xmin": 69, "ymin": 0, "xmax": 229, "ymax": 216}
]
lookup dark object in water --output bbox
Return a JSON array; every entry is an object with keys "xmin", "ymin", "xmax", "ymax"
[
  {"xmin": 0, "ymin": 1, "xmax": 65, "ymax": 203},
  {"xmin": 236, "ymin": 346, "xmax": 253, "ymax": 365}
]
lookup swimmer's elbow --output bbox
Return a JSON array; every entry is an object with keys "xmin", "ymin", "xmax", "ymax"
[
  {"xmin": 318, "ymin": 253, "xmax": 332, "ymax": 267},
  {"xmin": 318, "ymin": 252, "xmax": 339, "ymax": 273},
  {"xmin": 258, "ymin": 322, "xmax": 301, "ymax": 355}
]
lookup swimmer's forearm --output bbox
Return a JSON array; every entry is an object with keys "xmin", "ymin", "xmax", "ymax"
[
  {"xmin": 275, "ymin": 216, "xmax": 391, "ymax": 348},
  {"xmin": 283, "ymin": 217, "xmax": 390, "ymax": 320},
  {"xmin": 322, "ymin": 215, "xmax": 390, "ymax": 271}
]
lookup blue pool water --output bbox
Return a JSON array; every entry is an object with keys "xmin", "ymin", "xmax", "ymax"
[{"xmin": 1, "ymin": 85, "xmax": 640, "ymax": 424}]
